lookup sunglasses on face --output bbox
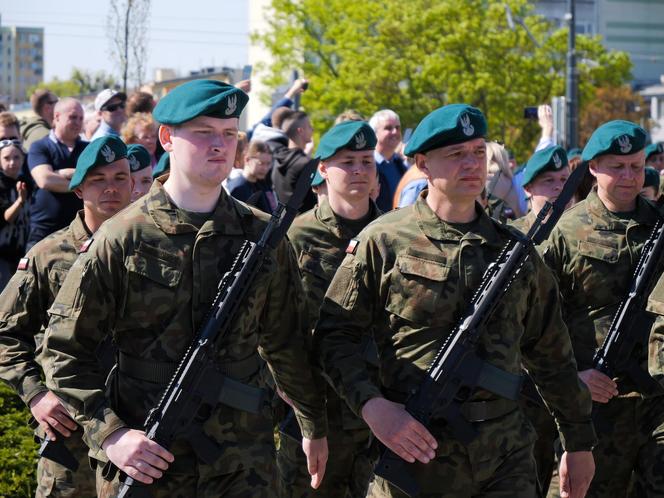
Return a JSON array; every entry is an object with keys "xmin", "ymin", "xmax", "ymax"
[{"xmin": 103, "ymin": 102, "xmax": 126, "ymax": 112}]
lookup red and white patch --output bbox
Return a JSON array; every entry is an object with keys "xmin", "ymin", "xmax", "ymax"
[
  {"xmin": 79, "ymin": 239, "xmax": 93, "ymax": 253},
  {"xmin": 346, "ymin": 239, "xmax": 360, "ymax": 255},
  {"xmin": 17, "ymin": 257, "xmax": 29, "ymax": 271}
]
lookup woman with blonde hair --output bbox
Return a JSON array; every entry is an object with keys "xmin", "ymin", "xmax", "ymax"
[
  {"xmin": 121, "ymin": 112, "xmax": 158, "ymax": 165},
  {"xmin": 485, "ymin": 141, "xmax": 524, "ymax": 220}
]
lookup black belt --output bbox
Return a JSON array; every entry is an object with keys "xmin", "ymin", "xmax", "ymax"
[{"xmin": 117, "ymin": 351, "xmax": 266, "ymax": 414}]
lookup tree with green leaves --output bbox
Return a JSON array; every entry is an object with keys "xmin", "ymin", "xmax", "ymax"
[
  {"xmin": 26, "ymin": 68, "xmax": 116, "ymax": 100},
  {"xmin": 256, "ymin": 0, "xmax": 633, "ymax": 160}
]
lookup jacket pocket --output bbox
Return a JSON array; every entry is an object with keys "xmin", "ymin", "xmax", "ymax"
[{"xmin": 577, "ymin": 240, "xmax": 619, "ymax": 264}]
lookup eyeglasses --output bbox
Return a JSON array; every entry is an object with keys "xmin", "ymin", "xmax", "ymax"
[
  {"xmin": 103, "ymin": 102, "xmax": 126, "ymax": 112},
  {"xmin": 0, "ymin": 139, "xmax": 24, "ymax": 152},
  {"xmin": 248, "ymin": 157, "xmax": 272, "ymax": 167}
]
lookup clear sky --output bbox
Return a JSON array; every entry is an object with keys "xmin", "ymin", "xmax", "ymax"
[{"xmin": 0, "ymin": 0, "xmax": 249, "ymax": 82}]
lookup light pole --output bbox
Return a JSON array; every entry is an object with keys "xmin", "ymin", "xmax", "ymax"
[{"xmin": 565, "ymin": 0, "xmax": 578, "ymax": 149}]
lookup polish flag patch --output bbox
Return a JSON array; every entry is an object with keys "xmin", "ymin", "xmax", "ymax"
[
  {"xmin": 346, "ymin": 239, "xmax": 360, "ymax": 255},
  {"xmin": 17, "ymin": 257, "xmax": 29, "ymax": 271},
  {"xmin": 79, "ymin": 239, "xmax": 93, "ymax": 253}
]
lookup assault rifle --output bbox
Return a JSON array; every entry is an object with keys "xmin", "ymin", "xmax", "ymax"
[
  {"xmin": 373, "ymin": 162, "xmax": 589, "ymax": 497},
  {"xmin": 592, "ymin": 217, "xmax": 664, "ymax": 396},
  {"xmin": 113, "ymin": 158, "xmax": 319, "ymax": 498}
]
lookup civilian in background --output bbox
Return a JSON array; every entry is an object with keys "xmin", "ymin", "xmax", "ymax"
[
  {"xmin": 122, "ymin": 113, "xmax": 159, "ymax": 166},
  {"xmin": 369, "ymin": 109, "xmax": 408, "ymax": 212},
  {"xmin": 90, "ymin": 88, "xmax": 127, "ymax": 141},
  {"xmin": 0, "ymin": 112, "xmax": 21, "ymax": 140},
  {"xmin": 20, "ymin": 89, "xmax": 58, "ymax": 151},
  {"xmin": 82, "ymin": 107, "xmax": 101, "ymax": 141},
  {"xmin": 27, "ymin": 98, "xmax": 86, "ymax": 250},
  {"xmin": 126, "ymin": 91, "xmax": 156, "ymax": 116},
  {"xmin": 0, "ymin": 139, "xmax": 29, "ymax": 290},
  {"xmin": 223, "ymin": 131, "xmax": 248, "ymax": 192},
  {"xmin": 227, "ymin": 140, "xmax": 277, "ymax": 214}
]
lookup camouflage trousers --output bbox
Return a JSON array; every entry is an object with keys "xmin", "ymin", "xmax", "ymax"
[
  {"xmin": 277, "ymin": 428, "xmax": 375, "ymax": 498},
  {"xmin": 367, "ymin": 441, "xmax": 536, "ymax": 498},
  {"xmin": 519, "ymin": 396, "xmax": 558, "ymax": 497},
  {"xmin": 94, "ymin": 453, "xmax": 276, "ymax": 498},
  {"xmin": 35, "ymin": 430, "xmax": 96, "ymax": 498}
]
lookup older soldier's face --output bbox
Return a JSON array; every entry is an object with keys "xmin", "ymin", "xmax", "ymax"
[
  {"xmin": 321, "ymin": 149, "xmax": 376, "ymax": 200},
  {"xmin": 163, "ymin": 116, "xmax": 238, "ymax": 188},
  {"xmin": 590, "ymin": 150, "xmax": 645, "ymax": 211},
  {"xmin": 418, "ymin": 138, "xmax": 487, "ymax": 201}
]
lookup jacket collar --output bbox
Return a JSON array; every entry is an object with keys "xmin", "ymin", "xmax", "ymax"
[
  {"xmin": 585, "ymin": 189, "xmax": 660, "ymax": 230},
  {"xmin": 315, "ymin": 197, "xmax": 380, "ymax": 239}
]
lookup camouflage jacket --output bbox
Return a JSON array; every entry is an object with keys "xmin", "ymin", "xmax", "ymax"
[
  {"xmin": 40, "ymin": 179, "xmax": 327, "ymax": 471},
  {"xmin": 0, "ymin": 211, "xmax": 90, "ymax": 405},
  {"xmin": 288, "ymin": 197, "xmax": 380, "ymax": 433},
  {"xmin": 544, "ymin": 189, "xmax": 663, "ymax": 396},
  {"xmin": 510, "ymin": 210, "xmax": 536, "ymax": 234},
  {"xmin": 314, "ymin": 193, "xmax": 596, "ymax": 452}
]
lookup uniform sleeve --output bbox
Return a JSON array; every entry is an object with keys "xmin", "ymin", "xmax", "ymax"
[
  {"xmin": 520, "ymin": 253, "xmax": 597, "ymax": 452},
  {"xmin": 40, "ymin": 239, "xmax": 127, "ymax": 453},
  {"xmin": 647, "ymin": 275, "xmax": 664, "ymax": 388},
  {"xmin": 313, "ymin": 237, "xmax": 384, "ymax": 418},
  {"xmin": 257, "ymin": 239, "xmax": 327, "ymax": 439},
  {"xmin": 0, "ymin": 265, "xmax": 49, "ymax": 405}
]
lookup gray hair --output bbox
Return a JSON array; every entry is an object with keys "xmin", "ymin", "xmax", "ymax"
[{"xmin": 369, "ymin": 109, "xmax": 400, "ymax": 131}]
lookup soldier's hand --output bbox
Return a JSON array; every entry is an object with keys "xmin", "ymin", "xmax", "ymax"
[
  {"xmin": 102, "ymin": 428, "xmax": 174, "ymax": 485},
  {"xmin": 302, "ymin": 436, "xmax": 328, "ymax": 489},
  {"xmin": 361, "ymin": 397, "xmax": 437, "ymax": 464},
  {"xmin": 578, "ymin": 369, "xmax": 618, "ymax": 403},
  {"xmin": 559, "ymin": 450, "xmax": 595, "ymax": 498},
  {"xmin": 29, "ymin": 391, "xmax": 78, "ymax": 440}
]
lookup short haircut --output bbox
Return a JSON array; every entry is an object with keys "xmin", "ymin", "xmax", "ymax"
[
  {"xmin": 126, "ymin": 91, "xmax": 155, "ymax": 115},
  {"xmin": 31, "ymin": 88, "xmax": 56, "ymax": 114},
  {"xmin": 334, "ymin": 109, "xmax": 365, "ymax": 125},
  {"xmin": 246, "ymin": 140, "xmax": 271, "ymax": 158},
  {"xmin": 281, "ymin": 111, "xmax": 309, "ymax": 140},
  {"xmin": 369, "ymin": 109, "xmax": 400, "ymax": 131},
  {"xmin": 271, "ymin": 107, "xmax": 294, "ymax": 130},
  {"xmin": 0, "ymin": 111, "xmax": 20, "ymax": 129},
  {"xmin": 54, "ymin": 97, "xmax": 82, "ymax": 115},
  {"xmin": 121, "ymin": 112, "xmax": 156, "ymax": 143}
]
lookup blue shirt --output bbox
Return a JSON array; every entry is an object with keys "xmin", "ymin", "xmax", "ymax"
[
  {"xmin": 27, "ymin": 131, "xmax": 86, "ymax": 245},
  {"xmin": 90, "ymin": 120, "xmax": 120, "ymax": 142},
  {"xmin": 374, "ymin": 151, "xmax": 408, "ymax": 212}
]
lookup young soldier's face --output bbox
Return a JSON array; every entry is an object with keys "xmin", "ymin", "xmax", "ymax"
[
  {"xmin": 321, "ymin": 149, "xmax": 376, "ymax": 201},
  {"xmin": 417, "ymin": 138, "xmax": 487, "ymax": 201},
  {"xmin": 524, "ymin": 168, "xmax": 570, "ymax": 205},
  {"xmin": 161, "ymin": 116, "xmax": 238, "ymax": 189},
  {"xmin": 131, "ymin": 166, "xmax": 153, "ymax": 202},
  {"xmin": 648, "ymin": 153, "xmax": 664, "ymax": 172},
  {"xmin": 75, "ymin": 160, "xmax": 133, "ymax": 222},
  {"xmin": 590, "ymin": 151, "xmax": 645, "ymax": 210}
]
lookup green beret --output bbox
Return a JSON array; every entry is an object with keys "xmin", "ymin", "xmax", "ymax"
[
  {"xmin": 582, "ymin": 120, "xmax": 647, "ymax": 162},
  {"xmin": 645, "ymin": 142, "xmax": 664, "ymax": 161},
  {"xmin": 404, "ymin": 104, "xmax": 487, "ymax": 156},
  {"xmin": 315, "ymin": 121, "xmax": 377, "ymax": 161},
  {"xmin": 70, "ymin": 136, "xmax": 127, "ymax": 189},
  {"xmin": 521, "ymin": 146, "xmax": 569, "ymax": 187},
  {"xmin": 153, "ymin": 79, "xmax": 248, "ymax": 125},
  {"xmin": 644, "ymin": 166, "xmax": 660, "ymax": 190},
  {"xmin": 127, "ymin": 144, "xmax": 152, "ymax": 173},
  {"xmin": 152, "ymin": 153, "xmax": 170, "ymax": 178},
  {"xmin": 567, "ymin": 147, "xmax": 582, "ymax": 160}
]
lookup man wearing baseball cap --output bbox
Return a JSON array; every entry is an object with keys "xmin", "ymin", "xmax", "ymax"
[
  {"xmin": 314, "ymin": 103, "xmax": 595, "ymax": 497},
  {"xmin": 90, "ymin": 88, "xmax": 127, "ymax": 141},
  {"xmin": 40, "ymin": 79, "xmax": 328, "ymax": 497}
]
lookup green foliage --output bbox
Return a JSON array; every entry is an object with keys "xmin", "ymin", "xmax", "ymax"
[
  {"xmin": 256, "ymin": 0, "xmax": 633, "ymax": 161},
  {"xmin": 26, "ymin": 68, "xmax": 116, "ymax": 100},
  {"xmin": 0, "ymin": 383, "xmax": 37, "ymax": 497}
]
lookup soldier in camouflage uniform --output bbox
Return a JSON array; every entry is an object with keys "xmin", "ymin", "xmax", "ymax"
[
  {"xmin": 39, "ymin": 80, "xmax": 328, "ymax": 497},
  {"xmin": 0, "ymin": 135, "xmax": 133, "ymax": 497},
  {"xmin": 510, "ymin": 146, "xmax": 571, "ymax": 497},
  {"xmin": 278, "ymin": 120, "xmax": 381, "ymax": 497},
  {"xmin": 313, "ymin": 104, "xmax": 597, "ymax": 498},
  {"xmin": 544, "ymin": 120, "xmax": 664, "ymax": 497}
]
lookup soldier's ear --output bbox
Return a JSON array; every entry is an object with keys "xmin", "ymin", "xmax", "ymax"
[
  {"xmin": 319, "ymin": 161, "xmax": 329, "ymax": 180},
  {"xmin": 159, "ymin": 125, "xmax": 175, "ymax": 153},
  {"xmin": 415, "ymin": 153, "xmax": 430, "ymax": 179},
  {"xmin": 73, "ymin": 186, "xmax": 84, "ymax": 200},
  {"xmin": 588, "ymin": 159, "xmax": 598, "ymax": 178}
]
